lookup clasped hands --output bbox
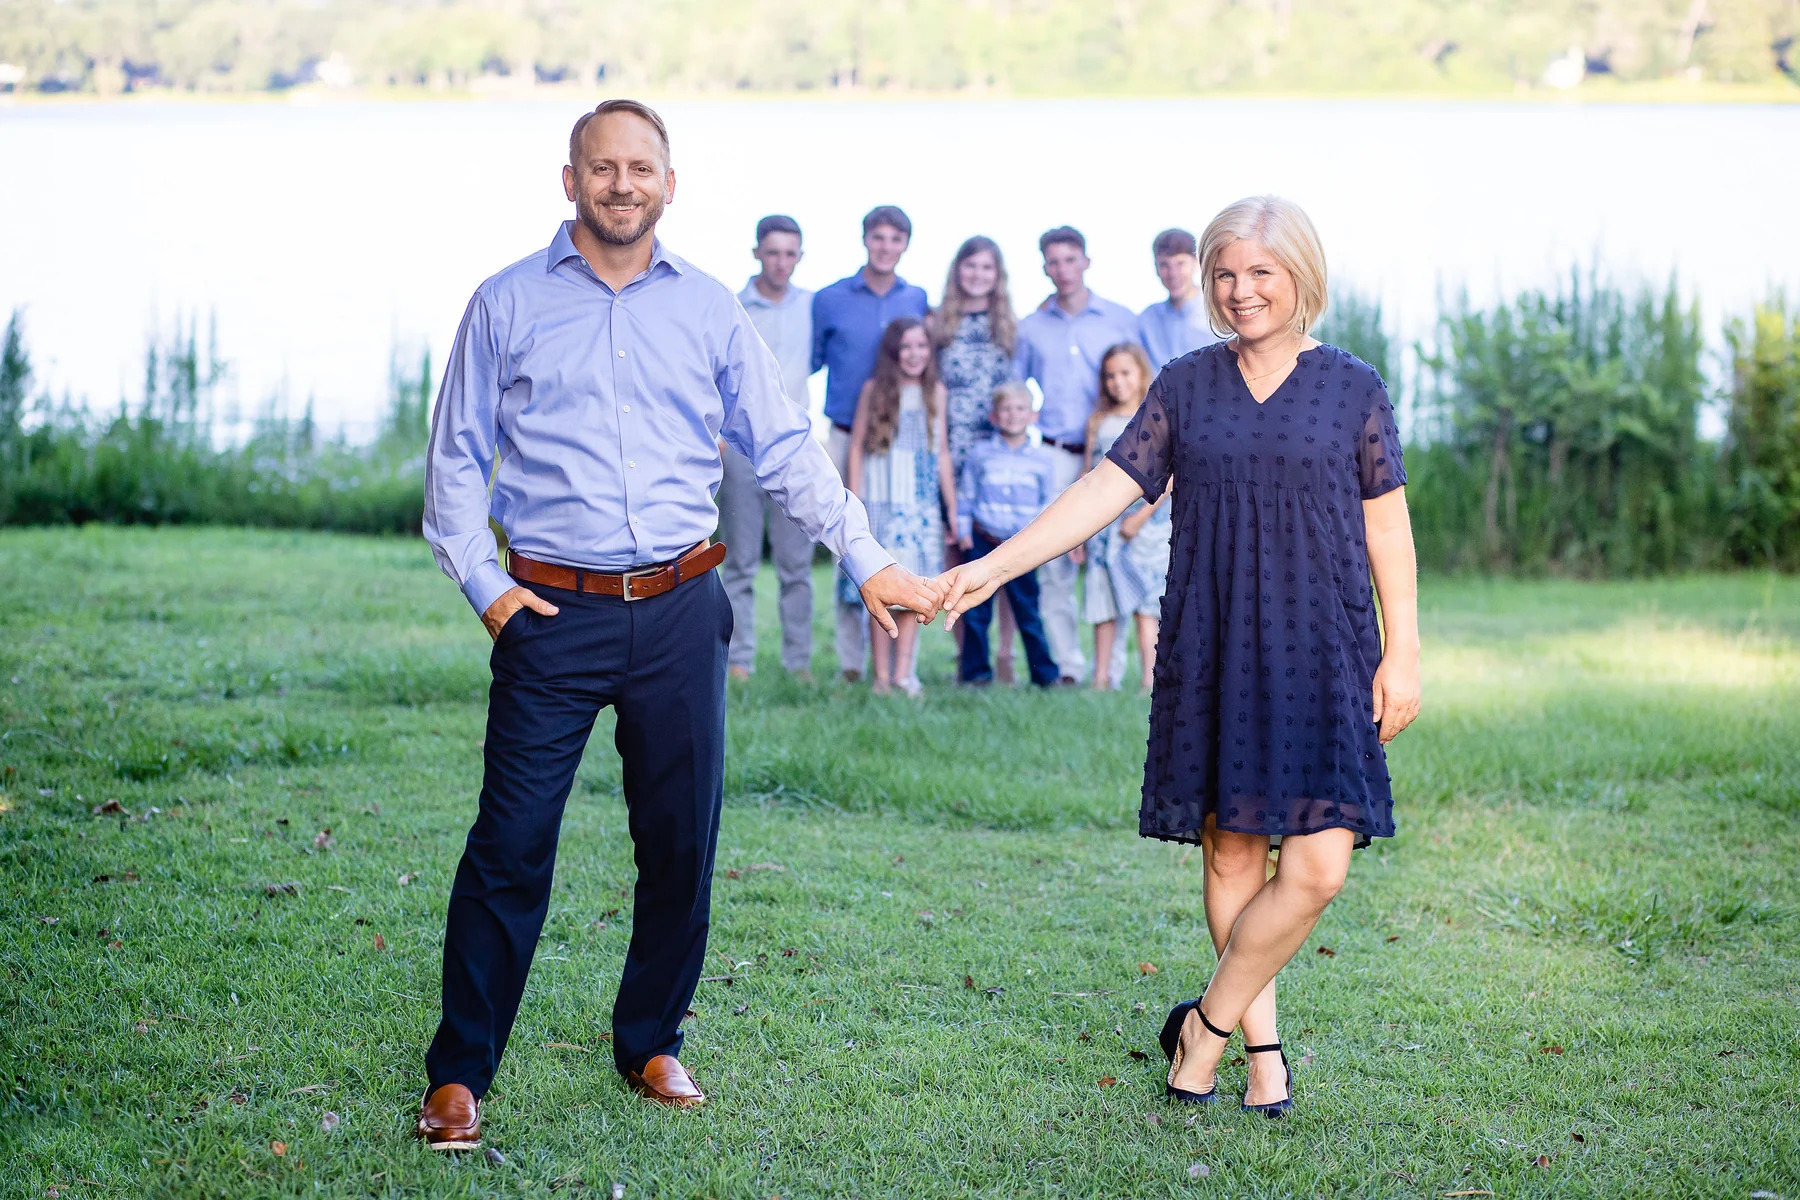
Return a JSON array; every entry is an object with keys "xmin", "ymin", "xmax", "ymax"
[{"xmin": 859, "ymin": 557, "xmax": 1011, "ymax": 637}]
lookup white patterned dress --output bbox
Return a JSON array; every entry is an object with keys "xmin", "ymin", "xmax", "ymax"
[
  {"xmin": 1084, "ymin": 411, "xmax": 1172, "ymax": 622},
  {"xmin": 860, "ymin": 383, "xmax": 945, "ymax": 579}
]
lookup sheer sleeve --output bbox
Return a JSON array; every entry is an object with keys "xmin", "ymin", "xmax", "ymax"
[
  {"xmin": 1105, "ymin": 371, "xmax": 1177, "ymax": 500},
  {"xmin": 1357, "ymin": 377, "xmax": 1406, "ymax": 499}
]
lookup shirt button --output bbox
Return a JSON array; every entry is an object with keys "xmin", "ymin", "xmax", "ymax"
[
  {"xmin": 618, "ymin": 350, "xmax": 626, "ymax": 358},
  {"xmin": 622, "ymin": 404, "xmax": 631, "ymax": 412},
  {"xmin": 628, "ymin": 460, "xmax": 636, "ymax": 468}
]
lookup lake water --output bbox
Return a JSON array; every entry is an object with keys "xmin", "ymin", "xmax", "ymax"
[{"xmin": 2, "ymin": 96, "xmax": 1796, "ymax": 439}]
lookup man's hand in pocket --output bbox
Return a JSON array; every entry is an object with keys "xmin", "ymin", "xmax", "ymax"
[{"xmin": 482, "ymin": 586, "xmax": 561, "ymax": 641}]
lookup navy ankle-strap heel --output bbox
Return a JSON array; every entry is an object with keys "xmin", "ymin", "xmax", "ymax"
[
  {"xmin": 1160, "ymin": 999, "xmax": 1231, "ymax": 1104},
  {"xmin": 1240, "ymin": 1041, "xmax": 1293, "ymax": 1118}
]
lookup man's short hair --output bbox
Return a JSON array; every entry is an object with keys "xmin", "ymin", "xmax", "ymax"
[
  {"xmin": 569, "ymin": 99, "xmax": 671, "ymax": 167},
  {"xmin": 862, "ymin": 205, "xmax": 912, "ymax": 239},
  {"xmin": 1152, "ymin": 227, "xmax": 1198, "ymax": 259},
  {"xmin": 1039, "ymin": 226, "xmax": 1086, "ymax": 256},
  {"xmin": 755, "ymin": 214, "xmax": 802, "ymax": 244}
]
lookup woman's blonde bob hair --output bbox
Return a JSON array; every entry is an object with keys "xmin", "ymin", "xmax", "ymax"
[{"xmin": 1199, "ymin": 196, "xmax": 1328, "ymax": 339}]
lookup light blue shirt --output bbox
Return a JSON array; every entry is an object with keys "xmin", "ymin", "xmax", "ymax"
[
  {"xmin": 956, "ymin": 434, "xmax": 1058, "ymax": 543},
  {"xmin": 1012, "ymin": 292, "xmax": 1139, "ymax": 445},
  {"xmin": 1137, "ymin": 296, "xmax": 1217, "ymax": 368},
  {"xmin": 424, "ymin": 222, "xmax": 893, "ymax": 618},
  {"xmin": 738, "ymin": 276, "xmax": 814, "ymax": 410},
  {"xmin": 811, "ymin": 271, "xmax": 930, "ymax": 429}
]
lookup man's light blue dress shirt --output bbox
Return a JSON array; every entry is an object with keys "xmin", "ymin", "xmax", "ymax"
[
  {"xmin": 737, "ymin": 276, "xmax": 813, "ymax": 407},
  {"xmin": 1012, "ymin": 292, "xmax": 1139, "ymax": 445},
  {"xmin": 810, "ymin": 271, "xmax": 930, "ymax": 430},
  {"xmin": 1137, "ymin": 296, "xmax": 1217, "ymax": 369},
  {"xmin": 423, "ymin": 222, "xmax": 893, "ymax": 618}
]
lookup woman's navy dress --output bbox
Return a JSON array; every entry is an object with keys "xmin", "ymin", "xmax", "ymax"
[{"xmin": 1105, "ymin": 343, "xmax": 1406, "ymax": 849}]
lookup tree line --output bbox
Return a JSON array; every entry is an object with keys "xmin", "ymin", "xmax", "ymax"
[
  {"xmin": 2, "ymin": 275, "xmax": 1796, "ymax": 574},
  {"xmin": 2, "ymin": 0, "xmax": 1796, "ymax": 97}
]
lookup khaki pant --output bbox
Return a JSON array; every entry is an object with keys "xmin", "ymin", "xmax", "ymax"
[
  {"xmin": 1039, "ymin": 444, "xmax": 1087, "ymax": 681},
  {"xmin": 826, "ymin": 425, "xmax": 869, "ymax": 676}
]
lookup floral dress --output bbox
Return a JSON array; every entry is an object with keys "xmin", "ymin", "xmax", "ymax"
[
  {"xmin": 1084, "ymin": 411, "xmax": 1172, "ymax": 623},
  {"xmin": 859, "ymin": 383, "xmax": 945, "ymax": 579},
  {"xmin": 1105, "ymin": 343, "xmax": 1407, "ymax": 850},
  {"xmin": 937, "ymin": 311, "xmax": 1013, "ymax": 476}
]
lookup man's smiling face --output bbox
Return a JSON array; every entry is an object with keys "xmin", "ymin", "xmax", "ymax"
[{"xmin": 563, "ymin": 112, "xmax": 674, "ymax": 248}]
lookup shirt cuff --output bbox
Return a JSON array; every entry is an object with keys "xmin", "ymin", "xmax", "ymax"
[
  {"xmin": 461, "ymin": 559, "xmax": 516, "ymax": 618},
  {"xmin": 839, "ymin": 536, "xmax": 897, "ymax": 589}
]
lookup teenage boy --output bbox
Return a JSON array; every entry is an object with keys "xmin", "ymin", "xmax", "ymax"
[
  {"xmin": 955, "ymin": 384, "xmax": 1060, "ymax": 688},
  {"xmin": 719, "ymin": 215, "xmax": 817, "ymax": 681},
  {"xmin": 1137, "ymin": 227, "xmax": 1215, "ymax": 367},
  {"xmin": 811, "ymin": 205, "xmax": 930, "ymax": 682},
  {"xmin": 1012, "ymin": 225, "xmax": 1137, "ymax": 684}
]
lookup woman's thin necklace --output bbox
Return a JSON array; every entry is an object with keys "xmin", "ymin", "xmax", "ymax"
[{"xmin": 1239, "ymin": 341, "xmax": 1303, "ymax": 383}]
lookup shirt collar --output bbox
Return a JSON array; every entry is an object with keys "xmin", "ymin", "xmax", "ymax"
[
  {"xmin": 740, "ymin": 277, "xmax": 799, "ymax": 308},
  {"xmin": 1039, "ymin": 291, "xmax": 1108, "ymax": 319},
  {"xmin": 849, "ymin": 270, "xmax": 909, "ymax": 295},
  {"xmin": 546, "ymin": 220, "xmax": 685, "ymax": 279}
]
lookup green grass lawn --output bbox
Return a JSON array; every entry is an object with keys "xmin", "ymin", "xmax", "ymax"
[{"xmin": 2, "ymin": 526, "xmax": 1797, "ymax": 1199}]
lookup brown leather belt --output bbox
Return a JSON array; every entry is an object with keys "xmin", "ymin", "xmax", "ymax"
[{"xmin": 506, "ymin": 541, "xmax": 727, "ymax": 602}]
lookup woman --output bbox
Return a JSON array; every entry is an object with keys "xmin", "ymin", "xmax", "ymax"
[
  {"xmin": 934, "ymin": 236, "xmax": 1023, "ymax": 680},
  {"xmin": 937, "ymin": 197, "xmax": 1421, "ymax": 1117},
  {"xmin": 849, "ymin": 317, "xmax": 956, "ymax": 696},
  {"xmin": 1083, "ymin": 342, "xmax": 1172, "ymax": 693}
]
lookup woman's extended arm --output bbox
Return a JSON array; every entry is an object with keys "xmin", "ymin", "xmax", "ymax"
[
  {"xmin": 1364, "ymin": 486, "xmax": 1421, "ymax": 743},
  {"xmin": 939, "ymin": 458, "xmax": 1143, "ymax": 627}
]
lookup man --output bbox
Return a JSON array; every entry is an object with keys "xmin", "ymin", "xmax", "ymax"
[
  {"xmin": 1012, "ymin": 226, "xmax": 1138, "ymax": 684},
  {"xmin": 810, "ymin": 206, "xmax": 930, "ymax": 682},
  {"xmin": 718, "ymin": 215, "xmax": 817, "ymax": 682},
  {"xmin": 1137, "ymin": 226, "xmax": 1216, "ymax": 368},
  {"xmin": 417, "ymin": 100, "xmax": 938, "ymax": 1148}
]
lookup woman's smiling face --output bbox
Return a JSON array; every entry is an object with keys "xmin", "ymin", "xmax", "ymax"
[{"xmin": 1211, "ymin": 237, "xmax": 1299, "ymax": 342}]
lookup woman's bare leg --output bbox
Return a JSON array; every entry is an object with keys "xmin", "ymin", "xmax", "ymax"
[
  {"xmin": 1170, "ymin": 826, "xmax": 1353, "ymax": 1095},
  {"xmin": 895, "ymin": 620, "xmax": 921, "ymax": 690},
  {"xmin": 1197, "ymin": 821, "xmax": 1285, "ymax": 1104},
  {"xmin": 995, "ymin": 591, "xmax": 1017, "ymax": 683},
  {"xmin": 1091, "ymin": 620, "xmax": 1116, "ymax": 691},
  {"xmin": 868, "ymin": 616, "xmax": 894, "ymax": 692}
]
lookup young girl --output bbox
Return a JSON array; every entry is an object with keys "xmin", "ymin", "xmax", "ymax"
[
  {"xmin": 849, "ymin": 316, "xmax": 956, "ymax": 696},
  {"xmin": 1083, "ymin": 343, "xmax": 1172, "ymax": 691}
]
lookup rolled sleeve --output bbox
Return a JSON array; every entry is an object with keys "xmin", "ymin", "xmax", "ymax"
[
  {"xmin": 422, "ymin": 290, "xmax": 510, "ymax": 618},
  {"xmin": 718, "ymin": 301, "xmax": 896, "ymax": 587}
]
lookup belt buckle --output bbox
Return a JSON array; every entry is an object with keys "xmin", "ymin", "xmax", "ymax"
[{"xmin": 620, "ymin": 565, "xmax": 661, "ymax": 602}]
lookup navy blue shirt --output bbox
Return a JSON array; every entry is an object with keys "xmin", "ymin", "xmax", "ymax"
[{"xmin": 811, "ymin": 271, "xmax": 930, "ymax": 429}]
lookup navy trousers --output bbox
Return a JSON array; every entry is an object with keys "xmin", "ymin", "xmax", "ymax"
[
  {"xmin": 958, "ymin": 529, "xmax": 1060, "ymax": 686},
  {"xmin": 425, "ymin": 570, "xmax": 731, "ymax": 1094}
]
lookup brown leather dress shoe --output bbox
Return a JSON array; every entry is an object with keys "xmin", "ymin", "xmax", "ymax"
[
  {"xmin": 624, "ymin": 1055, "xmax": 706, "ymax": 1108},
  {"xmin": 416, "ymin": 1083, "xmax": 481, "ymax": 1150}
]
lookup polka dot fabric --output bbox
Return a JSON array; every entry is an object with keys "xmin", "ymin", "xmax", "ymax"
[{"xmin": 1105, "ymin": 342, "xmax": 1405, "ymax": 849}]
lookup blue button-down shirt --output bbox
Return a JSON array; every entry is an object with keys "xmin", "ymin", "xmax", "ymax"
[
  {"xmin": 811, "ymin": 271, "xmax": 930, "ymax": 429},
  {"xmin": 424, "ymin": 222, "xmax": 894, "ymax": 618},
  {"xmin": 1137, "ymin": 296, "xmax": 1217, "ymax": 369},
  {"xmin": 956, "ymin": 434, "xmax": 1059, "ymax": 543},
  {"xmin": 1013, "ymin": 292, "xmax": 1139, "ymax": 445}
]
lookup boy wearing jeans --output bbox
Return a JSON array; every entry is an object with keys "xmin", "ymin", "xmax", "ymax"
[{"xmin": 955, "ymin": 384, "xmax": 1061, "ymax": 687}]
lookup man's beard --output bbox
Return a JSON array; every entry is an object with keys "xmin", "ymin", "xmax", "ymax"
[{"xmin": 579, "ymin": 191, "xmax": 665, "ymax": 247}]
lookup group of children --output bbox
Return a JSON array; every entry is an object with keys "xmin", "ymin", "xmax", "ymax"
[{"xmin": 853, "ymin": 333, "xmax": 1172, "ymax": 694}]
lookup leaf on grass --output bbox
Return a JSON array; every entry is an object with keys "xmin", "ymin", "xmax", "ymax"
[
  {"xmin": 484, "ymin": 1147, "xmax": 506, "ymax": 1166},
  {"xmin": 1442, "ymin": 1192, "xmax": 1493, "ymax": 1198},
  {"xmin": 92, "ymin": 799, "xmax": 128, "ymax": 816},
  {"xmin": 1097, "ymin": 1076, "xmax": 1117, "ymax": 1088},
  {"xmin": 781, "ymin": 948, "xmax": 796, "ymax": 957},
  {"xmin": 38, "ymin": 916, "xmax": 58, "ymax": 925},
  {"xmin": 1133, "ymin": 1001, "xmax": 1146, "ymax": 1012},
  {"xmin": 1128, "ymin": 1049, "xmax": 1148, "ymax": 1061},
  {"xmin": 746, "ymin": 863, "xmax": 785, "ymax": 873},
  {"xmin": 1078, "ymin": 1031, "xmax": 1092, "ymax": 1043},
  {"xmin": 542, "ymin": 1042, "xmax": 589, "ymax": 1053},
  {"xmin": 724, "ymin": 869, "xmax": 741, "ymax": 880},
  {"xmin": 916, "ymin": 911, "xmax": 934, "ymax": 927},
  {"xmin": 1299, "ymin": 1052, "xmax": 1316, "ymax": 1066},
  {"xmin": 1137, "ymin": 962, "xmax": 1159, "ymax": 975},
  {"xmin": 1316, "ymin": 946, "xmax": 1336, "ymax": 957},
  {"xmin": 229, "ymin": 1090, "xmax": 249, "ymax": 1105},
  {"xmin": 312, "ymin": 828, "xmax": 334, "ymax": 851},
  {"xmin": 733, "ymin": 1004, "xmax": 749, "ymax": 1016},
  {"xmin": 892, "ymin": 855, "xmax": 905, "ymax": 864},
  {"xmin": 1532, "ymin": 1154, "xmax": 1551, "ymax": 1168},
  {"xmin": 1386, "ymin": 934, "xmax": 1401, "ymax": 943},
  {"xmin": 397, "ymin": 872, "xmax": 418, "ymax": 887},
  {"xmin": 287, "ymin": 1084, "xmax": 330, "ymax": 1095},
  {"xmin": 270, "ymin": 1141, "xmax": 287, "ymax": 1157},
  {"xmin": 1186, "ymin": 1162, "xmax": 1210, "ymax": 1178},
  {"xmin": 262, "ymin": 882, "xmax": 300, "ymax": 896},
  {"xmin": 984, "ymin": 986, "xmax": 1004, "ymax": 995},
  {"xmin": 1570, "ymin": 1132, "xmax": 1585, "ymax": 1143},
  {"xmin": 372, "ymin": 933, "xmax": 386, "ymax": 952},
  {"xmin": 134, "ymin": 1020, "xmax": 151, "ymax": 1034},
  {"xmin": 964, "ymin": 975, "xmax": 975, "ymax": 989},
  {"xmin": 609, "ymin": 1184, "xmax": 625, "ymax": 1200},
  {"xmin": 321, "ymin": 1111, "xmax": 339, "ymax": 1133},
  {"xmin": 1540, "ymin": 1045, "xmax": 1564, "ymax": 1055},
  {"xmin": 1144, "ymin": 1113, "xmax": 1162, "ymax": 1126}
]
